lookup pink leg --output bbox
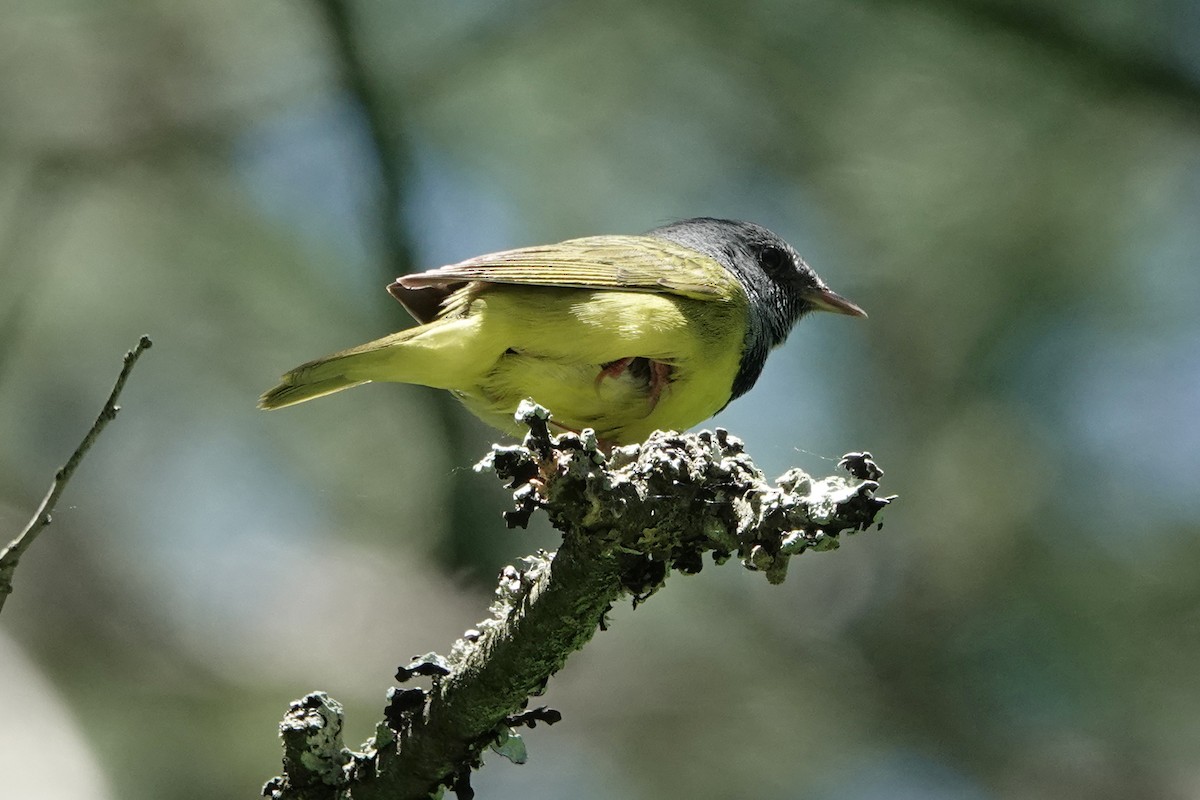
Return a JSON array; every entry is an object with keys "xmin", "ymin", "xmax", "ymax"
[
  {"xmin": 595, "ymin": 357, "xmax": 673, "ymax": 412},
  {"xmin": 595, "ymin": 357, "xmax": 635, "ymax": 389},
  {"xmin": 646, "ymin": 360, "xmax": 673, "ymax": 410}
]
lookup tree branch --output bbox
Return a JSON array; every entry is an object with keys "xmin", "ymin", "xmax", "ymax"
[
  {"xmin": 310, "ymin": 0, "xmax": 414, "ymax": 279},
  {"xmin": 0, "ymin": 335, "xmax": 153, "ymax": 615},
  {"xmin": 875, "ymin": 0, "xmax": 1200, "ymax": 121},
  {"xmin": 308, "ymin": 0, "xmax": 503, "ymax": 579},
  {"xmin": 264, "ymin": 403, "xmax": 893, "ymax": 799}
]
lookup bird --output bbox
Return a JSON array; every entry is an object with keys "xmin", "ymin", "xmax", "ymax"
[{"xmin": 259, "ymin": 217, "xmax": 865, "ymax": 445}]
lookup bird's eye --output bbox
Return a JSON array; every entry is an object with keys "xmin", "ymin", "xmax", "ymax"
[{"xmin": 758, "ymin": 246, "xmax": 789, "ymax": 272}]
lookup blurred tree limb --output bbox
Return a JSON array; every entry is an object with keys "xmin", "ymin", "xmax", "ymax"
[
  {"xmin": 310, "ymin": 0, "xmax": 415, "ymax": 279},
  {"xmin": 0, "ymin": 160, "xmax": 67, "ymax": 387},
  {"xmin": 308, "ymin": 0, "xmax": 515, "ymax": 577},
  {"xmin": 879, "ymin": 0, "xmax": 1200, "ymax": 119},
  {"xmin": 264, "ymin": 403, "xmax": 892, "ymax": 799},
  {"xmin": 0, "ymin": 335, "xmax": 153, "ymax": 616}
]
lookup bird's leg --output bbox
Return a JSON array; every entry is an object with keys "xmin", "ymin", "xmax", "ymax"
[
  {"xmin": 596, "ymin": 357, "xmax": 674, "ymax": 412},
  {"xmin": 595, "ymin": 357, "xmax": 635, "ymax": 388},
  {"xmin": 646, "ymin": 360, "xmax": 673, "ymax": 409}
]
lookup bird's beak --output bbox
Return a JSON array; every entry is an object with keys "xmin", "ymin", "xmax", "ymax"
[{"xmin": 804, "ymin": 287, "xmax": 868, "ymax": 318}]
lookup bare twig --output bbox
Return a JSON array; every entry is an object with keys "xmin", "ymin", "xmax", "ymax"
[
  {"xmin": 265, "ymin": 403, "xmax": 893, "ymax": 799},
  {"xmin": 0, "ymin": 335, "xmax": 153, "ymax": 615}
]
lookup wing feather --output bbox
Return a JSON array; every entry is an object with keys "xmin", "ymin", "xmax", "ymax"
[{"xmin": 395, "ymin": 235, "xmax": 737, "ymax": 301}]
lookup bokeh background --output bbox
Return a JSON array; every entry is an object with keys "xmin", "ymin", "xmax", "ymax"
[{"xmin": 2, "ymin": 1, "xmax": 1199, "ymax": 798}]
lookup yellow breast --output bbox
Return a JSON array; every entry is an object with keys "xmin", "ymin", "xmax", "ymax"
[{"xmin": 451, "ymin": 286, "xmax": 748, "ymax": 443}]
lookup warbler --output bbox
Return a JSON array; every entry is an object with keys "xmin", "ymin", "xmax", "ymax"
[{"xmin": 260, "ymin": 218, "xmax": 865, "ymax": 444}]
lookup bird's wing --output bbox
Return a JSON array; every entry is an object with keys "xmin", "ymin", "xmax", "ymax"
[{"xmin": 394, "ymin": 235, "xmax": 739, "ymax": 304}]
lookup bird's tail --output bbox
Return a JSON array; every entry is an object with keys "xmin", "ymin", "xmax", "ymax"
[
  {"xmin": 258, "ymin": 373, "xmax": 366, "ymax": 409},
  {"xmin": 258, "ymin": 328, "xmax": 427, "ymax": 410}
]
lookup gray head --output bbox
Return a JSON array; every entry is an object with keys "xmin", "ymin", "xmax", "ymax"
[{"xmin": 648, "ymin": 217, "xmax": 865, "ymax": 400}]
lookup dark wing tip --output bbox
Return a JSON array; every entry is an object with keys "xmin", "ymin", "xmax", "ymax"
[{"xmin": 388, "ymin": 278, "xmax": 455, "ymax": 324}]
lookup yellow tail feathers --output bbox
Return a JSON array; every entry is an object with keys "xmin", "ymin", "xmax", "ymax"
[
  {"xmin": 258, "ymin": 321, "xmax": 479, "ymax": 410},
  {"xmin": 258, "ymin": 333, "xmax": 413, "ymax": 410},
  {"xmin": 258, "ymin": 338, "xmax": 409, "ymax": 409},
  {"xmin": 258, "ymin": 373, "xmax": 367, "ymax": 409}
]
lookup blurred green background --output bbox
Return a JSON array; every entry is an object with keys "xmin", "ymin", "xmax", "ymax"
[{"xmin": 2, "ymin": 1, "xmax": 1198, "ymax": 798}]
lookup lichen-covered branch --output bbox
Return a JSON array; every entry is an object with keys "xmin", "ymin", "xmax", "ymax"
[
  {"xmin": 265, "ymin": 403, "xmax": 893, "ymax": 799},
  {"xmin": 0, "ymin": 335, "xmax": 153, "ymax": 616}
]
